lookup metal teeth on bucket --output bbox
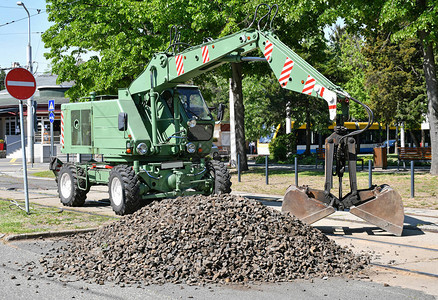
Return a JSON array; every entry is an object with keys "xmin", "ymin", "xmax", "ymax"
[{"xmin": 282, "ymin": 184, "xmax": 404, "ymax": 236}]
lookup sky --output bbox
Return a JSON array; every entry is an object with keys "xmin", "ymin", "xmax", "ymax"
[{"xmin": 0, "ymin": 0, "xmax": 51, "ymax": 72}]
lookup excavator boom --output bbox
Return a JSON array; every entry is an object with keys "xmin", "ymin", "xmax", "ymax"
[{"xmin": 126, "ymin": 3, "xmax": 404, "ymax": 236}]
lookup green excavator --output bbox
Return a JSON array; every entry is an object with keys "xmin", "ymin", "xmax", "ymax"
[{"xmin": 50, "ymin": 4, "xmax": 404, "ymax": 236}]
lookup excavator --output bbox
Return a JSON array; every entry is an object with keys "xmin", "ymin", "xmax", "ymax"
[{"xmin": 52, "ymin": 4, "xmax": 404, "ymax": 236}]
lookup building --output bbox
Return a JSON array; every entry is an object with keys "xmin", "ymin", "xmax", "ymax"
[{"xmin": 0, "ymin": 74, "xmax": 71, "ymax": 161}]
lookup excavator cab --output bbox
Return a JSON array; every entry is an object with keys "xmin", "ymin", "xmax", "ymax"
[{"xmin": 282, "ymin": 99, "xmax": 404, "ymax": 236}]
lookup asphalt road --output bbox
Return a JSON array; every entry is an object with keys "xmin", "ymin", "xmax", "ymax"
[
  {"xmin": 1, "ymin": 239, "xmax": 434, "ymax": 300},
  {"xmin": 0, "ymin": 158, "xmax": 437, "ymax": 299}
]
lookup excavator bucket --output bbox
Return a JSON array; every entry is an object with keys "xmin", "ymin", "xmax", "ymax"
[
  {"xmin": 282, "ymin": 184, "xmax": 404, "ymax": 236},
  {"xmin": 350, "ymin": 185, "xmax": 404, "ymax": 236},
  {"xmin": 282, "ymin": 185, "xmax": 335, "ymax": 224}
]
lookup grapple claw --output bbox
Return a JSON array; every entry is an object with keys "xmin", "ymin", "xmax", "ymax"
[
  {"xmin": 350, "ymin": 184, "xmax": 404, "ymax": 236},
  {"xmin": 282, "ymin": 185, "xmax": 335, "ymax": 224}
]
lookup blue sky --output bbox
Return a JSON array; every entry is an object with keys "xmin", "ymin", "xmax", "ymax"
[{"xmin": 0, "ymin": 0, "xmax": 51, "ymax": 72}]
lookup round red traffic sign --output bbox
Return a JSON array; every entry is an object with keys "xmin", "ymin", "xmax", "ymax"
[{"xmin": 5, "ymin": 68, "xmax": 36, "ymax": 100}]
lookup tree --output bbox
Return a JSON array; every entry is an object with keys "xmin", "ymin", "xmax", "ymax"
[
  {"xmin": 43, "ymin": 0, "xmax": 254, "ymax": 170},
  {"xmin": 363, "ymin": 34, "xmax": 427, "ymax": 128},
  {"xmin": 335, "ymin": 32, "xmax": 371, "ymax": 121},
  {"xmin": 0, "ymin": 69, "xmax": 5, "ymax": 91},
  {"xmin": 43, "ymin": 0, "xmax": 251, "ymax": 100},
  {"xmin": 330, "ymin": 0, "xmax": 438, "ymax": 174},
  {"xmin": 44, "ymin": 1, "xmax": 341, "ymax": 171}
]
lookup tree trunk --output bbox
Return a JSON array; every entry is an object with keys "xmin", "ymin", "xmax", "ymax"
[
  {"xmin": 231, "ymin": 63, "xmax": 248, "ymax": 171},
  {"xmin": 409, "ymin": 130, "xmax": 420, "ymax": 148},
  {"xmin": 419, "ymin": 30, "xmax": 438, "ymax": 175}
]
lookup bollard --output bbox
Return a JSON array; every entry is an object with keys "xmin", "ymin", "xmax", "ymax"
[
  {"xmin": 67, "ymin": 153, "xmax": 69, "ymax": 162},
  {"xmin": 411, "ymin": 160, "xmax": 415, "ymax": 198},
  {"xmin": 368, "ymin": 160, "xmax": 372, "ymax": 188},
  {"xmin": 295, "ymin": 157, "xmax": 298, "ymax": 186},
  {"xmin": 265, "ymin": 155, "xmax": 269, "ymax": 185},
  {"xmin": 238, "ymin": 154, "xmax": 241, "ymax": 183}
]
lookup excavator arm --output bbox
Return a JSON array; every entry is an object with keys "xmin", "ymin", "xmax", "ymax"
[
  {"xmin": 128, "ymin": 15, "xmax": 345, "ymax": 121},
  {"xmin": 125, "ymin": 3, "xmax": 404, "ymax": 236}
]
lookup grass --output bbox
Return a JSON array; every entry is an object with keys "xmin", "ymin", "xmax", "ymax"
[
  {"xmin": 23, "ymin": 160, "xmax": 437, "ymax": 210},
  {"xmin": 0, "ymin": 199, "xmax": 115, "ymax": 235},
  {"xmin": 230, "ymin": 167, "xmax": 438, "ymax": 209},
  {"xmin": 31, "ymin": 170, "xmax": 56, "ymax": 178}
]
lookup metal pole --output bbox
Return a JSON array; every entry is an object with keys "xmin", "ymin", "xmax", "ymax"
[
  {"xmin": 295, "ymin": 156, "xmax": 298, "ymax": 186},
  {"xmin": 386, "ymin": 124, "xmax": 390, "ymax": 155},
  {"xmin": 19, "ymin": 100, "xmax": 30, "ymax": 214},
  {"xmin": 265, "ymin": 155, "xmax": 268, "ymax": 185},
  {"xmin": 18, "ymin": 2, "xmax": 34, "ymax": 165},
  {"xmin": 50, "ymin": 121, "xmax": 54, "ymax": 157},
  {"xmin": 237, "ymin": 154, "xmax": 241, "ymax": 182},
  {"xmin": 411, "ymin": 160, "xmax": 415, "ymax": 198},
  {"xmin": 368, "ymin": 159, "xmax": 372, "ymax": 188}
]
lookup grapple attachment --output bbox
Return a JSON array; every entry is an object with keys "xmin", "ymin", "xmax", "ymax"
[
  {"xmin": 282, "ymin": 185, "xmax": 335, "ymax": 224},
  {"xmin": 350, "ymin": 185, "xmax": 404, "ymax": 236},
  {"xmin": 282, "ymin": 184, "xmax": 404, "ymax": 236}
]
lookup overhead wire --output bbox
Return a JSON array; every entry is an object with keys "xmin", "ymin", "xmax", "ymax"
[{"xmin": 0, "ymin": 10, "xmax": 46, "ymax": 28}]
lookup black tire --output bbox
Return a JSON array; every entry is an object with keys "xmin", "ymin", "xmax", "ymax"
[
  {"xmin": 57, "ymin": 163, "xmax": 87, "ymax": 207},
  {"xmin": 108, "ymin": 165, "xmax": 141, "ymax": 216},
  {"xmin": 207, "ymin": 160, "xmax": 232, "ymax": 195}
]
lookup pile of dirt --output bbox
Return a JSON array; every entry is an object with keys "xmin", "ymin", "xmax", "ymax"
[{"xmin": 41, "ymin": 194, "xmax": 369, "ymax": 285}]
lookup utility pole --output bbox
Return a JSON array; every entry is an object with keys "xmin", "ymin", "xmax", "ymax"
[{"xmin": 17, "ymin": 1, "xmax": 34, "ymax": 165}]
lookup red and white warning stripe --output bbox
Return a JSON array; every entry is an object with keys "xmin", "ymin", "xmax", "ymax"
[
  {"xmin": 279, "ymin": 57, "xmax": 294, "ymax": 87},
  {"xmin": 176, "ymin": 55, "xmax": 184, "ymax": 76},
  {"xmin": 302, "ymin": 75, "xmax": 316, "ymax": 95},
  {"xmin": 315, "ymin": 84, "xmax": 338, "ymax": 120},
  {"xmin": 264, "ymin": 40, "xmax": 273, "ymax": 62},
  {"xmin": 60, "ymin": 111, "xmax": 64, "ymax": 147},
  {"xmin": 202, "ymin": 46, "xmax": 210, "ymax": 63}
]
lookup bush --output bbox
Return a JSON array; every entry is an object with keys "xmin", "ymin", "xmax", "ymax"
[
  {"xmin": 269, "ymin": 133, "xmax": 297, "ymax": 162},
  {"xmin": 254, "ymin": 155, "xmax": 273, "ymax": 164}
]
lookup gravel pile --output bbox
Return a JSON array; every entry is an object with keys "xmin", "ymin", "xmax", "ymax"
[{"xmin": 41, "ymin": 194, "xmax": 369, "ymax": 285}]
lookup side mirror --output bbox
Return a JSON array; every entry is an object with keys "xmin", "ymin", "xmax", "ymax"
[
  {"xmin": 217, "ymin": 103, "xmax": 225, "ymax": 121},
  {"xmin": 118, "ymin": 112, "xmax": 128, "ymax": 131}
]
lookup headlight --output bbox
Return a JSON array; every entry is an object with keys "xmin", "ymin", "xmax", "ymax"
[
  {"xmin": 186, "ymin": 142, "xmax": 196, "ymax": 153},
  {"xmin": 136, "ymin": 143, "xmax": 148, "ymax": 155},
  {"xmin": 187, "ymin": 118, "xmax": 197, "ymax": 128}
]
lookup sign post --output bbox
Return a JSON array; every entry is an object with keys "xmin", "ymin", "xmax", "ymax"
[
  {"xmin": 48, "ymin": 100, "xmax": 55, "ymax": 157},
  {"xmin": 5, "ymin": 68, "xmax": 37, "ymax": 214}
]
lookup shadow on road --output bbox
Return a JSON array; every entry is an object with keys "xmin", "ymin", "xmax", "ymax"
[{"xmin": 83, "ymin": 199, "xmax": 111, "ymax": 207}]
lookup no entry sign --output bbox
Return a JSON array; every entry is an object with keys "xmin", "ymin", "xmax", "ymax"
[{"xmin": 5, "ymin": 68, "xmax": 36, "ymax": 100}]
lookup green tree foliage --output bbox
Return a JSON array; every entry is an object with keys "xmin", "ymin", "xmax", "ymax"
[
  {"xmin": 43, "ymin": 0, "xmax": 252, "ymax": 100},
  {"xmin": 335, "ymin": 32, "xmax": 370, "ymax": 121},
  {"xmin": 328, "ymin": 0, "xmax": 438, "ymax": 174},
  {"xmin": 42, "ymin": 1, "xmax": 364, "ymax": 168},
  {"xmin": 0, "ymin": 69, "xmax": 5, "ymax": 91},
  {"xmin": 363, "ymin": 35, "xmax": 427, "ymax": 127},
  {"xmin": 269, "ymin": 132, "xmax": 297, "ymax": 162}
]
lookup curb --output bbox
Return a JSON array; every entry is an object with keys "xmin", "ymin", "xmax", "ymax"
[{"xmin": 3, "ymin": 228, "xmax": 98, "ymax": 242}]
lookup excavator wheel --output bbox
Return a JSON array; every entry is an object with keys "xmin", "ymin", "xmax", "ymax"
[
  {"xmin": 206, "ymin": 160, "xmax": 232, "ymax": 195},
  {"xmin": 108, "ymin": 165, "xmax": 141, "ymax": 216}
]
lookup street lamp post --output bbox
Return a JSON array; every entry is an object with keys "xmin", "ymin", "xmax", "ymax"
[{"xmin": 17, "ymin": 1, "xmax": 34, "ymax": 165}]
